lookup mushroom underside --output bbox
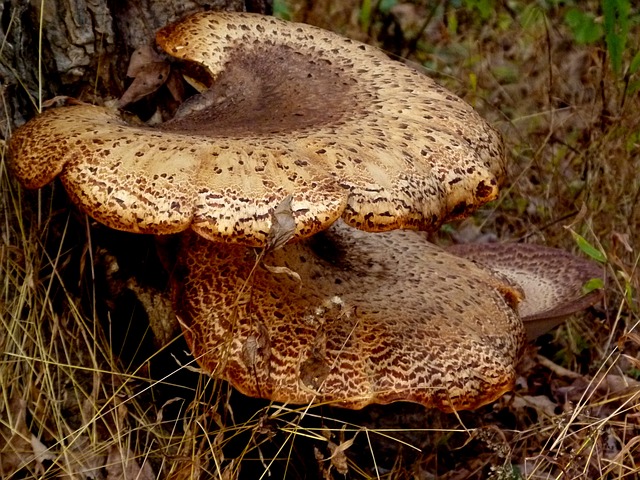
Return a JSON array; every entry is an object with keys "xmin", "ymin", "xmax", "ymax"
[
  {"xmin": 447, "ymin": 242, "xmax": 603, "ymax": 340},
  {"xmin": 173, "ymin": 221, "xmax": 526, "ymax": 411}
]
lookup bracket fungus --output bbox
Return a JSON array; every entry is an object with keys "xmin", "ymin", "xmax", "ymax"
[
  {"xmin": 7, "ymin": 12, "xmax": 598, "ymax": 411},
  {"xmin": 9, "ymin": 11, "xmax": 505, "ymax": 246}
]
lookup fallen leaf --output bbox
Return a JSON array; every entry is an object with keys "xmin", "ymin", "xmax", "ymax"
[
  {"xmin": 105, "ymin": 445, "xmax": 155, "ymax": 480},
  {"xmin": 125, "ymin": 45, "xmax": 164, "ymax": 77},
  {"xmin": 42, "ymin": 96, "xmax": 89, "ymax": 108},
  {"xmin": 506, "ymin": 394, "xmax": 559, "ymax": 418},
  {"xmin": 241, "ymin": 321, "xmax": 271, "ymax": 370},
  {"xmin": 0, "ymin": 396, "xmax": 52, "ymax": 477},
  {"xmin": 327, "ymin": 435, "xmax": 355, "ymax": 476},
  {"xmin": 118, "ymin": 62, "xmax": 171, "ymax": 108},
  {"xmin": 118, "ymin": 46, "xmax": 171, "ymax": 108},
  {"xmin": 266, "ymin": 195, "xmax": 296, "ymax": 251},
  {"xmin": 58, "ymin": 435, "xmax": 106, "ymax": 480},
  {"xmin": 262, "ymin": 264, "xmax": 302, "ymax": 284}
]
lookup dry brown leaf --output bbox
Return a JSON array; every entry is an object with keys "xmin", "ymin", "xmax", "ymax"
[
  {"xmin": 118, "ymin": 62, "xmax": 171, "ymax": 108},
  {"xmin": 598, "ymin": 373, "xmax": 640, "ymax": 395},
  {"xmin": 241, "ymin": 320, "xmax": 271, "ymax": 370},
  {"xmin": 555, "ymin": 372, "xmax": 640, "ymax": 405},
  {"xmin": 327, "ymin": 437, "xmax": 355, "ymax": 476},
  {"xmin": 266, "ymin": 195, "xmax": 296, "ymax": 252},
  {"xmin": 167, "ymin": 457, "xmax": 202, "ymax": 480},
  {"xmin": 611, "ymin": 231, "xmax": 634, "ymax": 253},
  {"xmin": 125, "ymin": 45, "xmax": 164, "ymax": 77},
  {"xmin": 118, "ymin": 46, "xmax": 171, "ymax": 108},
  {"xmin": 313, "ymin": 446, "xmax": 330, "ymax": 479},
  {"xmin": 219, "ymin": 458, "xmax": 238, "ymax": 480},
  {"xmin": 262, "ymin": 264, "xmax": 302, "ymax": 283},
  {"xmin": 0, "ymin": 396, "xmax": 52, "ymax": 477},
  {"xmin": 325, "ymin": 427, "xmax": 357, "ymax": 476},
  {"xmin": 105, "ymin": 445, "xmax": 155, "ymax": 480},
  {"xmin": 58, "ymin": 435, "xmax": 106, "ymax": 480},
  {"xmin": 170, "ymin": 352, "xmax": 206, "ymax": 374},
  {"xmin": 42, "ymin": 96, "xmax": 89, "ymax": 108},
  {"xmin": 506, "ymin": 394, "xmax": 559, "ymax": 418}
]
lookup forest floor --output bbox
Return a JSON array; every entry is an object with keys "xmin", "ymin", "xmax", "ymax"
[{"xmin": 2, "ymin": 1, "xmax": 640, "ymax": 479}]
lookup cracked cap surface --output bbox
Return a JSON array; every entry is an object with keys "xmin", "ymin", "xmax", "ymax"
[{"xmin": 174, "ymin": 221, "xmax": 526, "ymax": 411}]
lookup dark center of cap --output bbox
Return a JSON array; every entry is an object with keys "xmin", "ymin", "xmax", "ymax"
[{"xmin": 160, "ymin": 44, "xmax": 360, "ymax": 138}]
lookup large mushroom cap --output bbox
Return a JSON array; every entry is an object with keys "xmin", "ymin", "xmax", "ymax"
[
  {"xmin": 447, "ymin": 242, "xmax": 603, "ymax": 339},
  {"xmin": 9, "ymin": 12, "xmax": 506, "ymax": 246},
  {"xmin": 174, "ymin": 221, "xmax": 526, "ymax": 411}
]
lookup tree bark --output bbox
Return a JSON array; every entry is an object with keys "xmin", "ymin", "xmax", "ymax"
[{"xmin": 0, "ymin": 0, "xmax": 271, "ymax": 135}]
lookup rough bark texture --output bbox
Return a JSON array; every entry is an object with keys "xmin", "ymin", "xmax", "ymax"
[{"xmin": 0, "ymin": 0, "xmax": 271, "ymax": 136}]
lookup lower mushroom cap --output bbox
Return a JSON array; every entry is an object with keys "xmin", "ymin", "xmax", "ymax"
[{"xmin": 173, "ymin": 221, "xmax": 526, "ymax": 411}]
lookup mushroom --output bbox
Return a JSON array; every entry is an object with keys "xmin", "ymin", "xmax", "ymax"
[
  {"xmin": 8, "ymin": 11, "xmax": 593, "ymax": 411},
  {"xmin": 9, "ymin": 11, "xmax": 505, "ymax": 246},
  {"xmin": 446, "ymin": 242, "xmax": 603, "ymax": 340},
  {"xmin": 174, "ymin": 220, "xmax": 525, "ymax": 411}
]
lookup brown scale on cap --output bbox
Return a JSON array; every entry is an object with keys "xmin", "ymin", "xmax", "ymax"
[
  {"xmin": 9, "ymin": 12, "xmax": 505, "ymax": 246},
  {"xmin": 447, "ymin": 242, "xmax": 603, "ymax": 340},
  {"xmin": 174, "ymin": 221, "xmax": 526, "ymax": 411}
]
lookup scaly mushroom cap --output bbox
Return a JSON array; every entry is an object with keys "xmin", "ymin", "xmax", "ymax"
[
  {"xmin": 173, "ymin": 221, "xmax": 526, "ymax": 411},
  {"xmin": 9, "ymin": 12, "xmax": 506, "ymax": 246},
  {"xmin": 447, "ymin": 242, "xmax": 603, "ymax": 340}
]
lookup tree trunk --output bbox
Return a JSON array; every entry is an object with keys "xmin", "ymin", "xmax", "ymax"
[{"xmin": 0, "ymin": 0, "xmax": 271, "ymax": 134}]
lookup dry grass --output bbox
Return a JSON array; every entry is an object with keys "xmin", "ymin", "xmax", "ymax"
[{"xmin": 2, "ymin": 0, "xmax": 640, "ymax": 478}]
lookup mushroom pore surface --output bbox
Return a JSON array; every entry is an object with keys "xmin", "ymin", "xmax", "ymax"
[
  {"xmin": 9, "ymin": 12, "xmax": 506, "ymax": 246},
  {"xmin": 173, "ymin": 221, "xmax": 526, "ymax": 411},
  {"xmin": 447, "ymin": 242, "xmax": 603, "ymax": 339}
]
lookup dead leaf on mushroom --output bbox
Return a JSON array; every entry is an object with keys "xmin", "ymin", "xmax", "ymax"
[
  {"xmin": 118, "ymin": 45, "xmax": 171, "ymax": 108},
  {"xmin": 266, "ymin": 195, "xmax": 297, "ymax": 252},
  {"xmin": 299, "ymin": 332, "xmax": 331, "ymax": 392},
  {"xmin": 262, "ymin": 264, "xmax": 302, "ymax": 284},
  {"xmin": 262, "ymin": 195, "xmax": 302, "ymax": 282}
]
